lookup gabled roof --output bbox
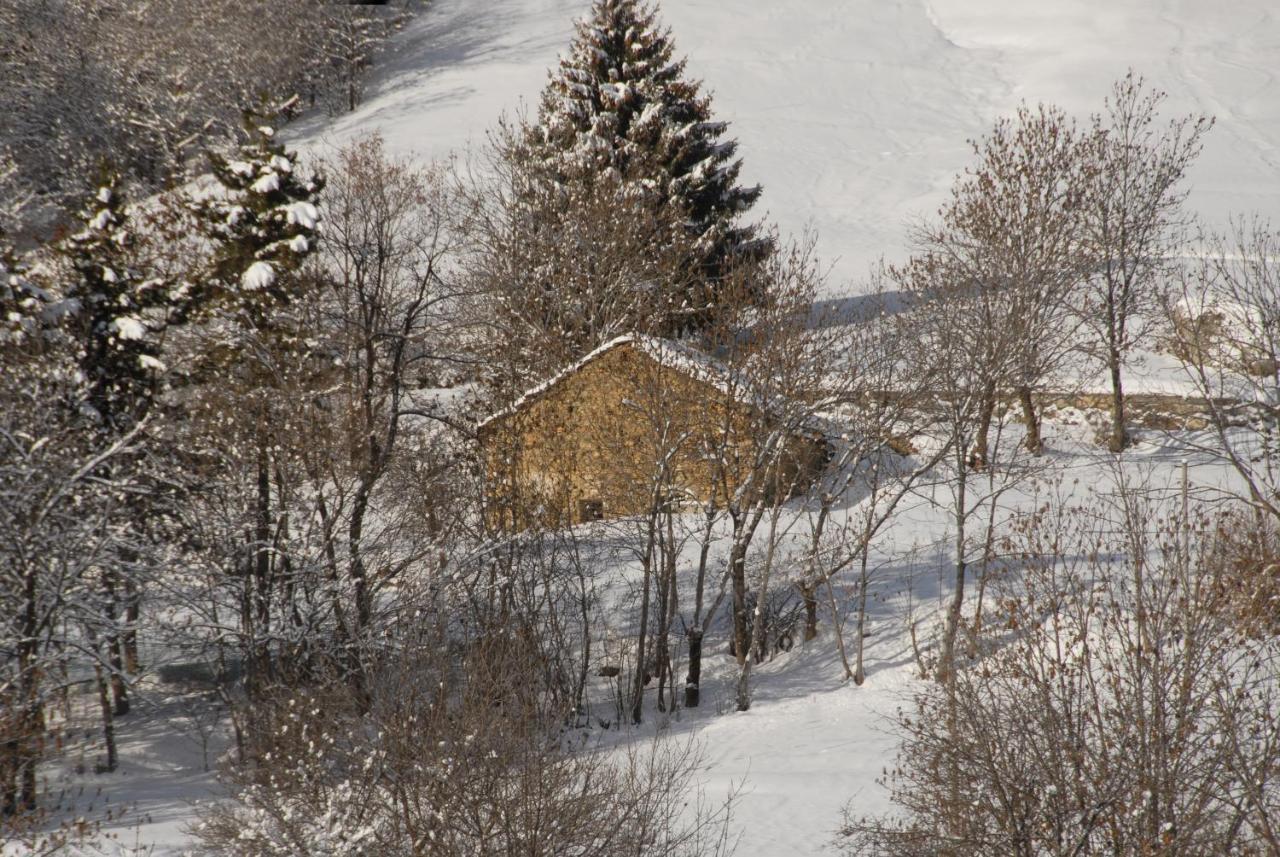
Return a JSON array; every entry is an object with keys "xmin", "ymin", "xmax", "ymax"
[{"xmin": 476, "ymin": 334, "xmax": 827, "ymax": 440}]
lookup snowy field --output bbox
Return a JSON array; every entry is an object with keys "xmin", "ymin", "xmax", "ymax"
[
  {"xmin": 16, "ymin": 1, "xmax": 1278, "ymax": 855},
  {"xmin": 293, "ymin": 0, "xmax": 1280, "ymax": 287}
]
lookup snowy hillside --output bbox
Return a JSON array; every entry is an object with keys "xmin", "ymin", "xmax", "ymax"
[
  {"xmin": 10, "ymin": 3, "xmax": 1278, "ymax": 856},
  {"xmin": 294, "ymin": 0, "xmax": 1280, "ymax": 287}
]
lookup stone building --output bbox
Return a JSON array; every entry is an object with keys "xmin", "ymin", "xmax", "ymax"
[{"xmin": 477, "ymin": 335, "xmax": 829, "ymax": 529}]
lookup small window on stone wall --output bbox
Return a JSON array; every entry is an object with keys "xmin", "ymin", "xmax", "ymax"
[{"xmin": 578, "ymin": 498, "xmax": 604, "ymax": 522}]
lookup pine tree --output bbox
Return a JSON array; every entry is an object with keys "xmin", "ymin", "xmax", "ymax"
[
  {"xmin": 526, "ymin": 0, "xmax": 769, "ymax": 327},
  {"xmin": 53, "ymin": 172, "xmax": 178, "ymax": 729},
  {"xmin": 189, "ymin": 109, "xmax": 323, "ymax": 328},
  {"xmin": 184, "ymin": 108, "xmax": 323, "ymax": 696},
  {"xmin": 1, "ymin": 234, "xmax": 47, "ymax": 347},
  {"xmin": 60, "ymin": 173, "xmax": 167, "ymax": 432}
]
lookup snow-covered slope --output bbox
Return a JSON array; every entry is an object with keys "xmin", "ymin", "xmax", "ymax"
[
  {"xmin": 32, "ymin": 5, "xmax": 1275, "ymax": 856},
  {"xmin": 293, "ymin": 0, "xmax": 1280, "ymax": 288}
]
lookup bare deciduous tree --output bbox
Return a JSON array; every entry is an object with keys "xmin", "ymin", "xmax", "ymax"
[
  {"xmin": 890, "ymin": 250, "xmax": 1030, "ymax": 684},
  {"xmin": 797, "ymin": 314, "xmax": 943, "ymax": 683},
  {"xmin": 0, "ymin": 0, "xmax": 415, "ymax": 234},
  {"xmin": 943, "ymin": 104, "xmax": 1089, "ymax": 453},
  {"xmin": 459, "ymin": 123, "xmax": 700, "ymax": 392},
  {"xmin": 842, "ymin": 494, "xmax": 1280, "ymax": 856},
  {"xmin": 1165, "ymin": 218, "xmax": 1280, "ymax": 523},
  {"xmin": 1080, "ymin": 71, "xmax": 1211, "ymax": 452}
]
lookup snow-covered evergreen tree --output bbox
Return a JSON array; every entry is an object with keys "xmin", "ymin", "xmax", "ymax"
[
  {"xmin": 1, "ymin": 234, "xmax": 48, "ymax": 347},
  {"xmin": 526, "ymin": 0, "xmax": 769, "ymax": 326},
  {"xmin": 190, "ymin": 110, "xmax": 322, "ymax": 326},
  {"xmin": 60, "ymin": 174, "xmax": 167, "ymax": 431}
]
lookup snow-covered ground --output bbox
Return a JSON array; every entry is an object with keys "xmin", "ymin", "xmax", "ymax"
[
  {"xmin": 18, "ymin": 1, "xmax": 1278, "ymax": 854},
  {"xmin": 293, "ymin": 0, "xmax": 1280, "ymax": 287},
  {"xmin": 5, "ymin": 686, "xmax": 225, "ymax": 857},
  {"xmin": 35, "ymin": 427, "xmax": 1246, "ymax": 857}
]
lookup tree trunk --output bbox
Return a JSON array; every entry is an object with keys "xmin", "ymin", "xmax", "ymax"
[
  {"xmin": 853, "ymin": 550, "xmax": 871, "ymax": 685},
  {"xmin": 123, "ymin": 575, "xmax": 141, "ymax": 674},
  {"xmin": 631, "ymin": 517, "xmax": 655, "ymax": 726},
  {"xmin": 800, "ymin": 503, "xmax": 829, "ymax": 643},
  {"xmin": 728, "ymin": 537, "xmax": 750, "ymax": 665},
  {"xmin": 2, "ymin": 734, "xmax": 16, "ymax": 816},
  {"xmin": 1108, "ymin": 349, "xmax": 1128, "ymax": 452},
  {"xmin": 737, "ymin": 513, "xmax": 783, "ymax": 711},
  {"xmin": 800, "ymin": 581, "xmax": 819, "ymax": 641},
  {"xmin": 1018, "ymin": 385, "xmax": 1042, "ymax": 454},
  {"xmin": 938, "ymin": 556, "xmax": 968, "ymax": 686},
  {"xmin": 683, "ymin": 630, "xmax": 703, "ymax": 709},
  {"xmin": 4, "ymin": 699, "xmax": 42, "ymax": 815},
  {"xmin": 93, "ymin": 656, "xmax": 117, "ymax": 773},
  {"xmin": 103, "ymin": 573, "xmax": 129, "ymax": 717},
  {"xmin": 970, "ymin": 383, "xmax": 997, "ymax": 469},
  {"xmin": 654, "ymin": 525, "xmax": 673, "ymax": 714},
  {"xmin": 683, "ymin": 506, "xmax": 718, "ymax": 708},
  {"xmin": 109, "ymin": 640, "xmax": 129, "ymax": 717},
  {"xmin": 347, "ymin": 479, "xmax": 375, "ymax": 706},
  {"xmin": 937, "ymin": 463, "xmax": 968, "ymax": 684},
  {"xmin": 574, "ymin": 561, "xmax": 592, "ymax": 719},
  {"xmin": 824, "ymin": 575, "xmax": 856, "ymax": 681},
  {"xmin": 657, "ymin": 510, "xmax": 679, "ymax": 713}
]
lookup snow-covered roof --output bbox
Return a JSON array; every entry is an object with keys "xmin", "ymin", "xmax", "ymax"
[{"xmin": 476, "ymin": 334, "xmax": 824, "ymax": 438}]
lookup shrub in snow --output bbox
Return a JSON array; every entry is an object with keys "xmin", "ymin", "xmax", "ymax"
[
  {"xmin": 195, "ymin": 626, "xmax": 736, "ymax": 857},
  {"xmin": 841, "ymin": 499, "xmax": 1280, "ymax": 856}
]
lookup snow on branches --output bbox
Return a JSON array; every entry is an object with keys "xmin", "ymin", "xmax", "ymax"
[
  {"xmin": 190, "ymin": 109, "xmax": 323, "ymax": 323},
  {"xmin": 522, "ymin": 0, "xmax": 770, "ymax": 327},
  {"xmin": 59, "ymin": 172, "xmax": 168, "ymax": 430},
  {"xmin": 1, "ymin": 235, "xmax": 50, "ymax": 347}
]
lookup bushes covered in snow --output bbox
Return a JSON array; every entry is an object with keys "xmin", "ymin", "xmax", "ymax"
[
  {"xmin": 841, "ymin": 499, "xmax": 1280, "ymax": 856},
  {"xmin": 195, "ymin": 619, "xmax": 735, "ymax": 857}
]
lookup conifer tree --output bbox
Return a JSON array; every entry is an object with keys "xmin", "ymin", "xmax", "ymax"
[
  {"xmin": 184, "ymin": 107, "xmax": 323, "ymax": 696},
  {"xmin": 526, "ymin": 0, "xmax": 768, "ymax": 328},
  {"xmin": 1, "ymin": 234, "xmax": 47, "ymax": 347},
  {"xmin": 189, "ymin": 109, "xmax": 323, "ymax": 328},
  {"xmin": 52, "ymin": 173, "xmax": 173, "ymax": 725},
  {"xmin": 61, "ymin": 173, "xmax": 166, "ymax": 433}
]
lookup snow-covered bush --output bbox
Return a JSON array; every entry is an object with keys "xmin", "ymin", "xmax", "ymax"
[
  {"xmin": 840, "ymin": 497, "xmax": 1280, "ymax": 855},
  {"xmin": 194, "ymin": 617, "xmax": 736, "ymax": 857}
]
